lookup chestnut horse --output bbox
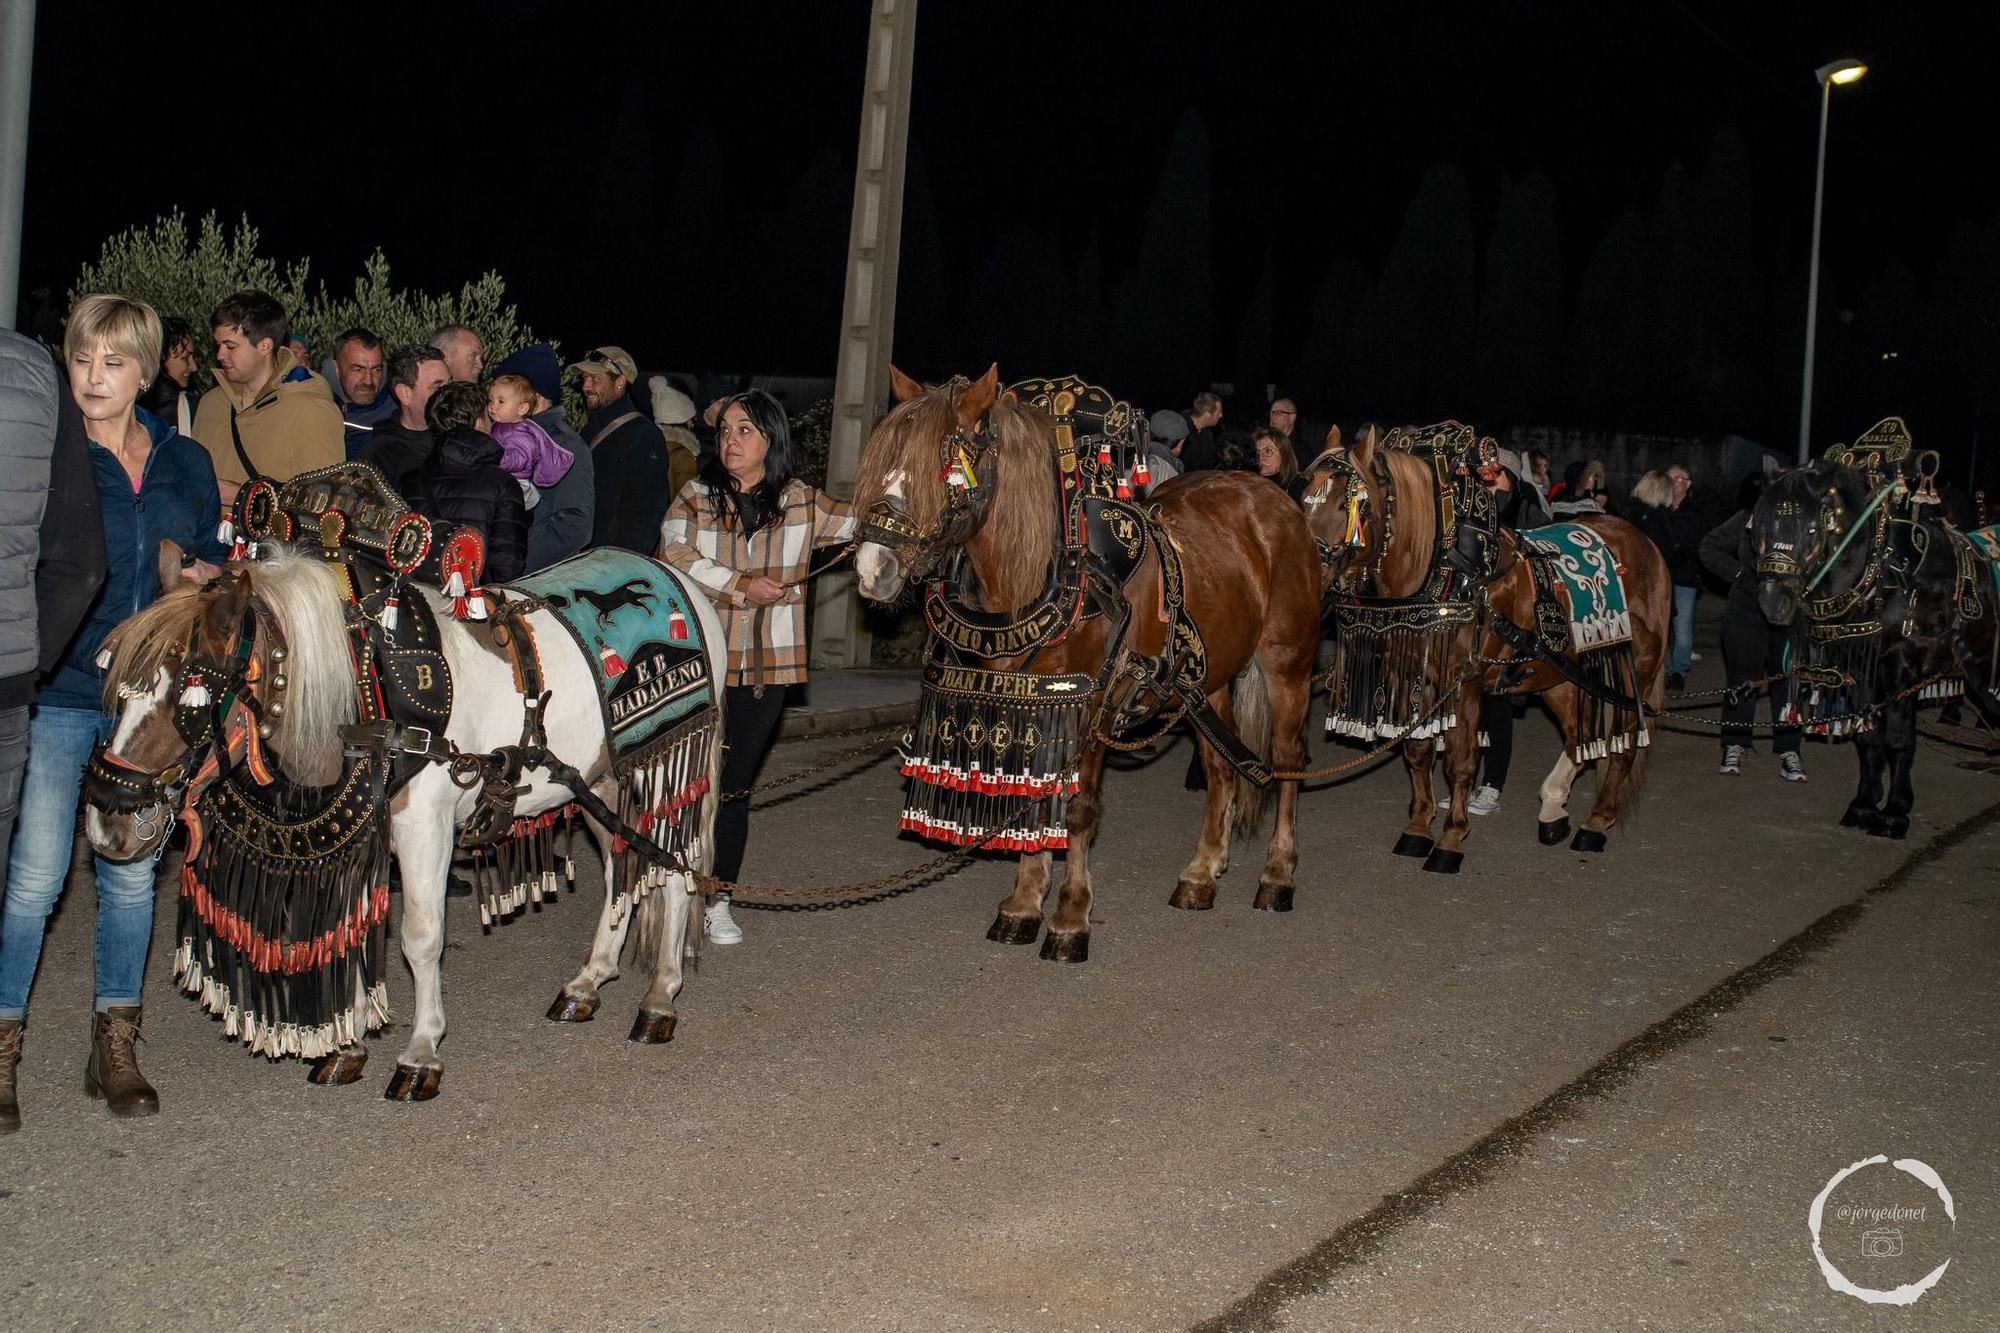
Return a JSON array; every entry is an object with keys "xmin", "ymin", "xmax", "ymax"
[
  {"xmin": 853, "ymin": 367, "xmax": 1321, "ymax": 961},
  {"xmin": 1302, "ymin": 429, "xmax": 1669, "ymax": 867}
]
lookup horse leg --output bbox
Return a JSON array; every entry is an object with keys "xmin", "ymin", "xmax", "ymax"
[
  {"xmin": 385, "ymin": 787, "xmax": 455, "ymax": 1102},
  {"xmin": 1254, "ymin": 660, "xmax": 1311, "ymax": 911},
  {"xmin": 629, "ymin": 871, "xmax": 697, "ymax": 1044},
  {"xmin": 1424, "ymin": 698, "xmax": 1482, "ymax": 874},
  {"xmin": 1171, "ymin": 690, "xmax": 1238, "ymax": 910},
  {"xmin": 307, "ymin": 955, "xmax": 373, "ymax": 1086},
  {"xmin": 1394, "ymin": 738, "xmax": 1438, "ymax": 858},
  {"xmin": 1843, "ymin": 728, "xmax": 1886, "ymax": 830},
  {"xmin": 987, "ymin": 852, "xmax": 1051, "ymax": 944},
  {"xmin": 1537, "ymin": 690, "xmax": 1581, "ymax": 845},
  {"xmin": 550, "ymin": 807, "xmax": 625, "ymax": 1022},
  {"xmin": 1042, "ymin": 743, "xmax": 1108, "ymax": 963},
  {"xmin": 1870, "ymin": 702, "xmax": 1917, "ymax": 840}
]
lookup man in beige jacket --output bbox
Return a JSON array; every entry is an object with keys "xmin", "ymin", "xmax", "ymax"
[{"xmin": 191, "ymin": 290, "xmax": 343, "ymax": 504}]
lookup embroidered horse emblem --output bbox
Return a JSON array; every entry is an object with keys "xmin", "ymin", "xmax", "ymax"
[{"xmin": 545, "ymin": 578, "xmax": 657, "ymax": 628}]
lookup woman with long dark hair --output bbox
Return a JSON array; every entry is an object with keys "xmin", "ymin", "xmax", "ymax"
[{"xmin": 658, "ymin": 389, "xmax": 854, "ymax": 944}]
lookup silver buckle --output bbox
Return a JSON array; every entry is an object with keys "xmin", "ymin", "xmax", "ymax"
[{"xmin": 399, "ymin": 726, "xmax": 434, "ymax": 755}]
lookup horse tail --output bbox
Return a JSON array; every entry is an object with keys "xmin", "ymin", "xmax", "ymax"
[{"xmin": 1230, "ymin": 656, "xmax": 1274, "ymax": 841}]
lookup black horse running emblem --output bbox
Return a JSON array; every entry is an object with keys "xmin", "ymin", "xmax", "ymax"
[{"xmin": 544, "ymin": 579, "xmax": 657, "ymax": 628}]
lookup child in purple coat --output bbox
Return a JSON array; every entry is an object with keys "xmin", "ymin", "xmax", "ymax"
[{"xmin": 487, "ymin": 374, "xmax": 575, "ymax": 500}]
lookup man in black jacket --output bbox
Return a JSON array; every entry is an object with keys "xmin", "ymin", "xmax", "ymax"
[
  {"xmin": 0, "ymin": 332, "xmax": 108, "ymax": 878},
  {"xmin": 361, "ymin": 344, "xmax": 450, "ymax": 491},
  {"xmin": 571, "ymin": 345, "xmax": 670, "ymax": 553}
]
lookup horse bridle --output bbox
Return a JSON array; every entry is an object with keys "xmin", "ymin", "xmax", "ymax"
[
  {"xmin": 856, "ymin": 391, "xmax": 1000, "ymax": 582},
  {"xmin": 1303, "ymin": 447, "xmax": 1386, "ymax": 593},
  {"xmin": 82, "ymin": 605, "xmax": 273, "ymax": 838}
]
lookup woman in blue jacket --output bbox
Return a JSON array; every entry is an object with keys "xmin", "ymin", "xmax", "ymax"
[{"xmin": 0, "ymin": 295, "xmax": 225, "ymax": 1131}]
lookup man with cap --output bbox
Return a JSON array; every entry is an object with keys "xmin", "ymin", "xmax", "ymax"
[
  {"xmin": 1145, "ymin": 409, "xmax": 1188, "ymax": 487},
  {"xmin": 570, "ymin": 345, "xmax": 670, "ymax": 555},
  {"xmin": 495, "ymin": 343, "xmax": 596, "ymax": 571}
]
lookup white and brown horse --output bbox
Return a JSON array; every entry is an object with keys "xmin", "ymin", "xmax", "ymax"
[{"xmin": 85, "ymin": 546, "xmax": 726, "ymax": 1100}]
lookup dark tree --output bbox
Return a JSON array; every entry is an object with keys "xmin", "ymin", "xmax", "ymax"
[
  {"xmin": 1369, "ymin": 163, "xmax": 1477, "ymax": 417},
  {"xmin": 1474, "ymin": 170, "xmax": 1562, "ymax": 425},
  {"xmin": 1107, "ymin": 111, "xmax": 1214, "ymax": 403},
  {"xmin": 1565, "ymin": 210, "xmax": 1657, "ymax": 427}
]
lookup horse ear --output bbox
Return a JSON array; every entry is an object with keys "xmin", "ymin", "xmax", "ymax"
[
  {"xmin": 197, "ymin": 571, "xmax": 252, "ymax": 658},
  {"xmin": 957, "ymin": 363, "xmax": 1001, "ymax": 424},
  {"xmin": 1322, "ymin": 424, "xmax": 1343, "ymax": 451},
  {"xmin": 156, "ymin": 539, "xmax": 186, "ymax": 596},
  {"xmin": 888, "ymin": 365, "xmax": 924, "ymax": 404},
  {"xmin": 1351, "ymin": 424, "xmax": 1376, "ymax": 473}
]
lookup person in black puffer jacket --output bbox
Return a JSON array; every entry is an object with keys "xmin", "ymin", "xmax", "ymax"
[{"xmin": 400, "ymin": 380, "xmax": 528, "ymax": 583}]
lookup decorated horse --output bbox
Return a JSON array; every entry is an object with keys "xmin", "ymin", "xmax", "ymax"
[
  {"xmin": 1749, "ymin": 417, "xmax": 2000, "ymax": 838},
  {"xmin": 83, "ymin": 463, "xmax": 725, "ymax": 1100},
  {"xmin": 1301, "ymin": 423, "xmax": 1670, "ymax": 870},
  {"xmin": 852, "ymin": 367, "xmax": 1322, "ymax": 961}
]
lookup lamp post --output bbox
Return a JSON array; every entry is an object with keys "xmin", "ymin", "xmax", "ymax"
[{"xmin": 1797, "ymin": 57, "xmax": 1867, "ymax": 466}]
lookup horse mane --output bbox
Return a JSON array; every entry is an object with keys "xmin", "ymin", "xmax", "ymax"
[
  {"xmin": 101, "ymin": 550, "xmax": 356, "ymax": 787},
  {"xmin": 247, "ymin": 554, "xmax": 356, "ymax": 786},
  {"xmin": 1378, "ymin": 446, "xmax": 1440, "ymax": 597},
  {"xmin": 855, "ymin": 381, "xmax": 1056, "ymax": 612}
]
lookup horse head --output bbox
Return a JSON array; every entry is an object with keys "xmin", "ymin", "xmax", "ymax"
[
  {"xmin": 1751, "ymin": 463, "xmax": 1867, "ymax": 627},
  {"xmin": 85, "ymin": 547, "xmax": 357, "ymax": 862},
  {"xmin": 1300, "ymin": 424, "xmax": 1382, "ymax": 593},
  {"xmin": 853, "ymin": 364, "xmax": 1004, "ymax": 603}
]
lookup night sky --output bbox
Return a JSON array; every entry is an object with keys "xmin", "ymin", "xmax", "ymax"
[{"xmin": 20, "ymin": 1, "xmax": 1999, "ymax": 460}]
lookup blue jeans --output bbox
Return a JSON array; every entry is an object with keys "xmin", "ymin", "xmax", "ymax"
[
  {"xmin": 1669, "ymin": 584, "xmax": 1697, "ymax": 677},
  {"xmin": 0, "ymin": 705, "xmax": 161, "ymax": 1019}
]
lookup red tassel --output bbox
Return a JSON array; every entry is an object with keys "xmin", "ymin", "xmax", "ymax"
[
  {"xmin": 1097, "ymin": 442, "xmax": 1112, "ymax": 468},
  {"xmin": 669, "ymin": 609, "xmax": 688, "ymax": 641},
  {"xmin": 597, "ymin": 639, "xmax": 628, "ymax": 677},
  {"xmin": 1115, "ymin": 475, "xmax": 1133, "ymax": 499},
  {"xmin": 1134, "ymin": 458, "xmax": 1152, "ymax": 486}
]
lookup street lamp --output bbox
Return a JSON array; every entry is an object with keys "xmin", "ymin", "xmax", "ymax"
[{"xmin": 1798, "ymin": 58, "xmax": 1868, "ymax": 465}]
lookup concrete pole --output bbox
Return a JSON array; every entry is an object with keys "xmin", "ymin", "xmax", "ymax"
[
  {"xmin": 0, "ymin": 0, "xmax": 36, "ymax": 330},
  {"xmin": 812, "ymin": 0, "xmax": 918, "ymax": 669},
  {"xmin": 1797, "ymin": 79, "xmax": 1832, "ymax": 467}
]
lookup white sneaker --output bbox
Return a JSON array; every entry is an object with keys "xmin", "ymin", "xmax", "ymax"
[
  {"xmin": 1717, "ymin": 745, "xmax": 1744, "ymax": 775},
  {"xmin": 1466, "ymin": 784, "xmax": 1502, "ymax": 816},
  {"xmin": 704, "ymin": 896, "xmax": 744, "ymax": 944},
  {"xmin": 1690, "ymin": 651, "xmax": 1703, "ymax": 663},
  {"xmin": 1778, "ymin": 752, "xmax": 1808, "ymax": 783}
]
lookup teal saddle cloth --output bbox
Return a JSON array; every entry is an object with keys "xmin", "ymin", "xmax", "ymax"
[
  {"xmin": 1516, "ymin": 521, "xmax": 1633, "ymax": 650},
  {"xmin": 509, "ymin": 550, "xmax": 715, "ymax": 761},
  {"xmin": 1967, "ymin": 525, "xmax": 2000, "ymax": 599}
]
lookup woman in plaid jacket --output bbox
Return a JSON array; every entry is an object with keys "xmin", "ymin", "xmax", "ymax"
[{"xmin": 657, "ymin": 389, "xmax": 855, "ymax": 944}]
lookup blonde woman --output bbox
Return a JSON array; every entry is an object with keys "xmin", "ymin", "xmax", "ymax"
[{"xmin": 0, "ymin": 295, "xmax": 227, "ymax": 1129}]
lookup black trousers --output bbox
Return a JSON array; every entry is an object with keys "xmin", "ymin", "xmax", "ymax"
[
  {"xmin": 1479, "ymin": 694, "xmax": 1515, "ymax": 790},
  {"xmin": 712, "ymin": 684, "xmax": 790, "ymax": 888},
  {"xmin": 1720, "ymin": 602, "xmax": 1799, "ymax": 755}
]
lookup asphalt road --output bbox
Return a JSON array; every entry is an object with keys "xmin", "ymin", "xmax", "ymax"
[{"xmin": 2, "ymin": 692, "xmax": 1995, "ymax": 1331}]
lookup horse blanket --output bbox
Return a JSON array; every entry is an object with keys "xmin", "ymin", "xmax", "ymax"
[
  {"xmin": 509, "ymin": 550, "xmax": 715, "ymax": 769},
  {"xmin": 1966, "ymin": 525, "xmax": 2000, "ymax": 601},
  {"xmin": 1516, "ymin": 522, "xmax": 1633, "ymax": 651}
]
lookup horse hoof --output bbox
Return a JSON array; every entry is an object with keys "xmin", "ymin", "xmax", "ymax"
[
  {"xmin": 986, "ymin": 913, "xmax": 1042, "ymax": 946},
  {"xmin": 1252, "ymin": 881, "xmax": 1295, "ymax": 911},
  {"xmin": 307, "ymin": 1047, "xmax": 367, "ymax": 1086},
  {"xmin": 1392, "ymin": 833, "xmax": 1434, "ymax": 858},
  {"xmin": 546, "ymin": 993, "xmax": 599, "ymax": 1023},
  {"xmin": 1422, "ymin": 848, "xmax": 1464, "ymax": 875},
  {"xmin": 1839, "ymin": 807, "xmax": 1872, "ymax": 829},
  {"xmin": 1168, "ymin": 880, "xmax": 1216, "ymax": 911},
  {"xmin": 1867, "ymin": 815, "xmax": 1910, "ymax": 840},
  {"xmin": 1537, "ymin": 817, "xmax": 1571, "ymax": 845},
  {"xmin": 1039, "ymin": 931, "xmax": 1090, "ymax": 964},
  {"xmin": 383, "ymin": 1064, "xmax": 441, "ymax": 1103},
  {"xmin": 628, "ymin": 1011, "xmax": 677, "ymax": 1044},
  {"xmin": 1570, "ymin": 828, "xmax": 1608, "ymax": 853}
]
